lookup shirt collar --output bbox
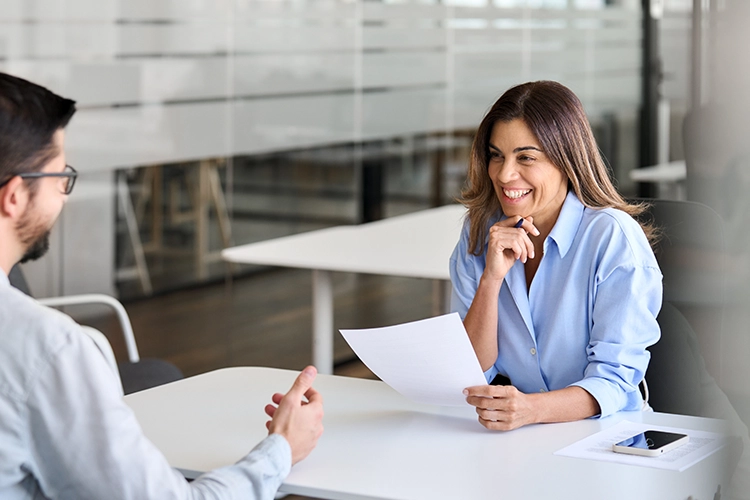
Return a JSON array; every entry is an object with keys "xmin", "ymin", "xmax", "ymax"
[
  {"xmin": 0, "ymin": 269, "xmax": 9, "ymax": 287},
  {"xmin": 546, "ymin": 190, "xmax": 584, "ymax": 259}
]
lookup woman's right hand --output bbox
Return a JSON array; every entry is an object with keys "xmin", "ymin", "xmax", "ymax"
[{"xmin": 484, "ymin": 216, "xmax": 539, "ymax": 282}]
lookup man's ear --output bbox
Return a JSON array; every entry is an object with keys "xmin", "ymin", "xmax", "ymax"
[{"xmin": 0, "ymin": 176, "xmax": 30, "ymax": 219}]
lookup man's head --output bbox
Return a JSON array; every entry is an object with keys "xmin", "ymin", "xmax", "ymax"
[{"xmin": 0, "ymin": 73, "xmax": 76, "ymax": 273}]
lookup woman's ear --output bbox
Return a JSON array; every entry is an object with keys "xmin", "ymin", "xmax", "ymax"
[{"xmin": 0, "ymin": 176, "xmax": 30, "ymax": 219}]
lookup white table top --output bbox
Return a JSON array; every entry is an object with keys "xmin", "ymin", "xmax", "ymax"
[
  {"xmin": 221, "ymin": 204, "xmax": 467, "ymax": 280},
  {"xmin": 125, "ymin": 367, "xmax": 735, "ymax": 500}
]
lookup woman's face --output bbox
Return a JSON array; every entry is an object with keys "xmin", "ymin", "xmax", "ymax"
[{"xmin": 487, "ymin": 119, "xmax": 568, "ymax": 229}]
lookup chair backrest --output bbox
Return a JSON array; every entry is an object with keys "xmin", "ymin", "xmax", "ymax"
[
  {"xmin": 647, "ymin": 301, "xmax": 706, "ymax": 416},
  {"xmin": 635, "ymin": 198, "xmax": 726, "ymax": 382}
]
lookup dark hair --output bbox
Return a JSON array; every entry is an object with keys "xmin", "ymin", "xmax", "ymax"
[
  {"xmin": 459, "ymin": 80, "xmax": 655, "ymax": 255},
  {"xmin": 0, "ymin": 72, "xmax": 76, "ymax": 191}
]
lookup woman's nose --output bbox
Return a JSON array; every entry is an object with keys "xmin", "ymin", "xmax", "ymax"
[{"xmin": 495, "ymin": 159, "xmax": 519, "ymax": 183}]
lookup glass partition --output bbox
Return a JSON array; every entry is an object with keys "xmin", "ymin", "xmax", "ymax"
[{"xmin": 0, "ymin": 0, "xmax": 643, "ymax": 298}]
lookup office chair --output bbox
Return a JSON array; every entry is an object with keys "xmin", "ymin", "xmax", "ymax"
[
  {"xmin": 647, "ymin": 301, "xmax": 706, "ymax": 416},
  {"xmin": 8, "ymin": 265, "xmax": 183, "ymax": 395},
  {"xmin": 635, "ymin": 199, "xmax": 726, "ymax": 415},
  {"xmin": 636, "ymin": 198, "xmax": 726, "ymax": 378}
]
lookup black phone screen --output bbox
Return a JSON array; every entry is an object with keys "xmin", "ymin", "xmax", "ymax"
[{"xmin": 615, "ymin": 430, "xmax": 687, "ymax": 450}]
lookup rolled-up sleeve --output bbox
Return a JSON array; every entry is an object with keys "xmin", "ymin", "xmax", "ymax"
[{"xmin": 571, "ymin": 262, "xmax": 663, "ymax": 418}]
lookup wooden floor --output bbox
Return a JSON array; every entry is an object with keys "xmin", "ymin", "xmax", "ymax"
[{"xmin": 80, "ymin": 268, "xmax": 437, "ymax": 499}]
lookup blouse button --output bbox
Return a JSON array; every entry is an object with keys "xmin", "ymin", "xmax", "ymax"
[{"xmin": 530, "ymin": 347, "xmax": 537, "ymax": 355}]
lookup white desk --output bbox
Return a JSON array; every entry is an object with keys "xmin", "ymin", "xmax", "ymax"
[
  {"xmin": 125, "ymin": 367, "xmax": 736, "ymax": 500},
  {"xmin": 629, "ymin": 160, "xmax": 687, "ymax": 200},
  {"xmin": 221, "ymin": 205, "xmax": 467, "ymax": 374}
]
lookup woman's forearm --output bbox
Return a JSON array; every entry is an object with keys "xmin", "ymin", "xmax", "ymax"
[
  {"xmin": 464, "ymin": 384, "xmax": 601, "ymax": 431},
  {"xmin": 463, "ymin": 274, "xmax": 503, "ymax": 370},
  {"xmin": 529, "ymin": 386, "xmax": 600, "ymax": 424}
]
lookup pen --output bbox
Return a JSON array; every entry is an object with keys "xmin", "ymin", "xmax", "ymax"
[{"xmin": 514, "ymin": 218, "xmax": 525, "ymax": 228}]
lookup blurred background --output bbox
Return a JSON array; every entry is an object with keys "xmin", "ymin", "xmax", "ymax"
[{"xmin": 2, "ymin": 0, "xmax": 749, "ymax": 465}]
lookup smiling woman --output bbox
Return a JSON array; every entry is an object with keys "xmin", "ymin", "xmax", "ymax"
[
  {"xmin": 462, "ymin": 80, "xmax": 657, "ymax": 256},
  {"xmin": 450, "ymin": 81, "xmax": 663, "ymax": 431}
]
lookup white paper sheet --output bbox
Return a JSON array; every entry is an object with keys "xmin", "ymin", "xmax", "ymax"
[
  {"xmin": 554, "ymin": 420, "xmax": 728, "ymax": 472},
  {"xmin": 339, "ymin": 312, "xmax": 487, "ymax": 406}
]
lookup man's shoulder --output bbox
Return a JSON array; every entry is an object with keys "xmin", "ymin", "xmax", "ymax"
[
  {"xmin": 0, "ymin": 285, "xmax": 82, "ymax": 401},
  {"xmin": 0, "ymin": 283, "xmax": 80, "ymax": 341}
]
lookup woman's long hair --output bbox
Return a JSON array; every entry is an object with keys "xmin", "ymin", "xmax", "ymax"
[{"xmin": 459, "ymin": 80, "xmax": 656, "ymax": 256}]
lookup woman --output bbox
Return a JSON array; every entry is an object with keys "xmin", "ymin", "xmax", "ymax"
[{"xmin": 450, "ymin": 81, "xmax": 662, "ymax": 430}]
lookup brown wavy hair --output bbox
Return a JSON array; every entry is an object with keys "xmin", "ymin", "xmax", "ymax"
[{"xmin": 459, "ymin": 80, "xmax": 655, "ymax": 256}]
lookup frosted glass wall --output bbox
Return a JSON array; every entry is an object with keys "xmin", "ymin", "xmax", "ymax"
[{"xmin": 0, "ymin": 0, "xmax": 643, "ymax": 296}]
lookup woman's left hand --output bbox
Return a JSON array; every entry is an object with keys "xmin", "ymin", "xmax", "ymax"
[{"xmin": 463, "ymin": 385, "xmax": 538, "ymax": 431}]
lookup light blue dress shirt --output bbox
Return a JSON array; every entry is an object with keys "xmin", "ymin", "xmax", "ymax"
[
  {"xmin": 0, "ymin": 271, "xmax": 291, "ymax": 500},
  {"xmin": 450, "ymin": 191, "xmax": 663, "ymax": 417}
]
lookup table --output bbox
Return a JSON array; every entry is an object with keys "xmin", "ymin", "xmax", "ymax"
[
  {"xmin": 124, "ymin": 367, "xmax": 737, "ymax": 500},
  {"xmin": 221, "ymin": 204, "xmax": 467, "ymax": 374},
  {"xmin": 629, "ymin": 160, "xmax": 687, "ymax": 200}
]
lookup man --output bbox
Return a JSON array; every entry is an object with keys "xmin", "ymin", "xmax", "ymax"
[{"xmin": 0, "ymin": 72, "xmax": 324, "ymax": 499}]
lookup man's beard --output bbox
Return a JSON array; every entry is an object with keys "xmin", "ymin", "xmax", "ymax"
[
  {"xmin": 16, "ymin": 204, "xmax": 53, "ymax": 264},
  {"xmin": 19, "ymin": 231, "xmax": 50, "ymax": 263}
]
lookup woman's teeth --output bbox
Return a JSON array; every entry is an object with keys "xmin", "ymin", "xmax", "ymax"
[{"xmin": 503, "ymin": 189, "xmax": 531, "ymax": 199}]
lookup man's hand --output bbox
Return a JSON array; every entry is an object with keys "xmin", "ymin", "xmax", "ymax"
[{"xmin": 265, "ymin": 366, "xmax": 324, "ymax": 465}]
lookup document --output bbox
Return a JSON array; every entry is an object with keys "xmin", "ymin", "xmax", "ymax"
[
  {"xmin": 339, "ymin": 312, "xmax": 487, "ymax": 406},
  {"xmin": 554, "ymin": 420, "xmax": 728, "ymax": 472}
]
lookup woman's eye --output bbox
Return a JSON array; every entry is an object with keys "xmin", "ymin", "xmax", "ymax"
[
  {"xmin": 489, "ymin": 151, "xmax": 501, "ymax": 159},
  {"xmin": 518, "ymin": 155, "xmax": 535, "ymax": 163}
]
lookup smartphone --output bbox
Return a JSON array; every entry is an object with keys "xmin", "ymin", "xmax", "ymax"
[{"xmin": 612, "ymin": 430, "xmax": 689, "ymax": 457}]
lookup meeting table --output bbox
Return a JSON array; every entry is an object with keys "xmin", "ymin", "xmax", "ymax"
[{"xmin": 125, "ymin": 367, "xmax": 737, "ymax": 500}]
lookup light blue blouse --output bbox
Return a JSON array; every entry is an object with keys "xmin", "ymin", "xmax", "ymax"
[{"xmin": 450, "ymin": 191, "xmax": 663, "ymax": 417}]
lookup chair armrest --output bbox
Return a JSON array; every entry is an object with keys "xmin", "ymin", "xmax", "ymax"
[{"xmin": 38, "ymin": 294, "xmax": 140, "ymax": 363}]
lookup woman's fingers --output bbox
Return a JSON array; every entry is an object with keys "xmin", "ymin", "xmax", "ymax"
[
  {"xmin": 504, "ymin": 216, "xmax": 539, "ymax": 261},
  {"xmin": 524, "ymin": 233, "xmax": 535, "ymax": 260},
  {"xmin": 489, "ymin": 225, "xmax": 532, "ymax": 262},
  {"xmin": 516, "ymin": 216, "xmax": 540, "ymax": 237},
  {"xmin": 510, "ymin": 239, "xmax": 527, "ymax": 263},
  {"xmin": 483, "ymin": 216, "xmax": 542, "ymax": 280},
  {"xmin": 464, "ymin": 385, "xmax": 532, "ymax": 431}
]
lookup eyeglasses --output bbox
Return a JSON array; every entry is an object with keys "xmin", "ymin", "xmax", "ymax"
[{"xmin": 0, "ymin": 165, "xmax": 78, "ymax": 195}]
